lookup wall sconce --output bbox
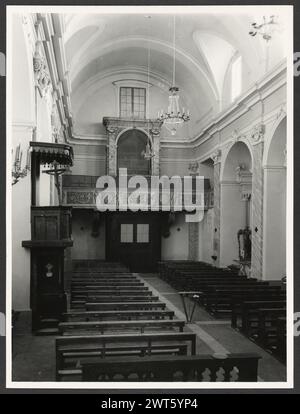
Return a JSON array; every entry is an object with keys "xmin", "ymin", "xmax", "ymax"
[{"xmin": 12, "ymin": 144, "xmax": 31, "ymax": 186}]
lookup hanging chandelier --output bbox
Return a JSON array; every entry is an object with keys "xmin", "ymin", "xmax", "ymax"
[
  {"xmin": 158, "ymin": 16, "xmax": 190, "ymax": 136},
  {"xmin": 249, "ymin": 15, "xmax": 279, "ymax": 42}
]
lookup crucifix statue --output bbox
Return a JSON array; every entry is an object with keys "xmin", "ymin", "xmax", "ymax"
[{"xmin": 42, "ymin": 160, "xmax": 67, "ymax": 205}]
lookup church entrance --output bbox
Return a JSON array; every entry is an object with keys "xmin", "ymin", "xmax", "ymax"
[{"xmin": 106, "ymin": 212, "xmax": 161, "ymax": 272}]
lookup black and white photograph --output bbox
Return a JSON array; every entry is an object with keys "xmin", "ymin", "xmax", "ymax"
[{"xmin": 4, "ymin": 4, "xmax": 295, "ymax": 390}]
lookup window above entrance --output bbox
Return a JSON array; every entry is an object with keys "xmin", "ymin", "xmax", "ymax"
[{"xmin": 120, "ymin": 87, "xmax": 146, "ymax": 119}]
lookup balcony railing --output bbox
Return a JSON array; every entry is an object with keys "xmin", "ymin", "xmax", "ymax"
[{"xmin": 62, "ymin": 175, "xmax": 214, "ymax": 210}]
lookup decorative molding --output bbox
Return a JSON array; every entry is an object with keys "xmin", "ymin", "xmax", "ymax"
[
  {"xmin": 65, "ymin": 190, "xmax": 96, "ymax": 206},
  {"xmin": 189, "ymin": 61, "xmax": 286, "ymax": 148},
  {"xmin": 103, "ymin": 117, "xmax": 163, "ymax": 176},
  {"xmin": 231, "ymin": 129, "xmax": 247, "ymax": 144},
  {"xmin": 188, "ymin": 162, "xmax": 200, "ymax": 175},
  {"xmin": 33, "ymin": 41, "xmax": 52, "ymax": 97},
  {"xmin": 210, "ymin": 149, "xmax": 222, "ymax": 165},
  {"xmin": 250, "ymin": 123, "xmax": 265, "ymax": 144},
  {"xmin": 276, "ymin": 106, "xmax": 286, "ymax": 120},
  {"xmin": 22, "ymin": 14, "xmax": 37, "ymax": 57}
]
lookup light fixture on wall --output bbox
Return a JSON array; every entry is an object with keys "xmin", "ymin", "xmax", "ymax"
[
  {"xmin": 12, "ymin": 144, "xmax": 31, "ymax": 185},
  {"xmin": 249, "ymin": 15, "xmax": 279, "ymax": 42},
  {"xmin": 158, "ymin": 15, "xmax": 190, "ymax": 136}
]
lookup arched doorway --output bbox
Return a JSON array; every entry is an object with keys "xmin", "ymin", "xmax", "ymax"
[
  {"xmin": 117, "ymin": 129, "xmax": 151, "ymax": 176},
  {"xmin": 220, "ymin": 141, "xmax": 253, "ymax": 268},
  {"xmin": 263, "ymin": 117, "xmax": 286, "ymax": 280}
]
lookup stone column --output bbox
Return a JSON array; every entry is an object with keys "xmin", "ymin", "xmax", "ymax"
[
  {"xmin": 212, "ymin": 150, "xmax": 222, "ymax": 267},
  {"xmin": 106, "ymin": 128, "xmax": 118, "ymax": 176},
  {"xmin": 187, "ymin": 163, "xmax": 200, "ymax": 261},
  {"xmin": 188, "ymin": 222, "xmax": 199, "ymax": 261},
  {"xmin": 250, "ymin": 125, "xmax": 265, "ymax": 279}
]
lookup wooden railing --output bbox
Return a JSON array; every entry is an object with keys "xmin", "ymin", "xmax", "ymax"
[{"xmin": 81, "ymin": 354, "xmax": 261, "ymax": 382}]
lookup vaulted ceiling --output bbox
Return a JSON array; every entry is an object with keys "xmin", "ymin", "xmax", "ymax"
[{"xmin": 60, "ymin": 11, "xmax": 288, "ymax": 140}]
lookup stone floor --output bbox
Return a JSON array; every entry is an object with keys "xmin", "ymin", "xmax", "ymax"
[{"xmin": 12, "ymin": 273, "xmax": 287, "ymax": 382}]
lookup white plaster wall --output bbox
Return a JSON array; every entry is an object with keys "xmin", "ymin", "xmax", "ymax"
[
  {"xmin": 74, "ymin": 81, "xmax": 191, "ymax": 141},
  {"xmin": 12, "ymin": 128, "xmax": 32, "ymax": 310},
  {"xmin": 220, "ymin": 183, "xmax": 245, "ymax": 267},
  {"xmin": 161, "ymin": 213, "xmax": 189, "ymax": 260},
  {"xmin": 11, "ymin": 14, "xmax": 35, "ymax": 310},
  {"xmin": 199, "ymin": 209, "xmax": 214, "ymax": 264},
  {"xmin": 72, "ymin": 210, "xmax": 106, "ymax": 260},
  {"xmin": 263, "ymin": 168, "xmax": 286, "ymax": 280},
  {"xmin": 72, "ymin": 156, "xmax": 106, "ymax": 176}
]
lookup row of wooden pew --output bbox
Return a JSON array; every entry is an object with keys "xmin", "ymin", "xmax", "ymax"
[
  {"xmin": 159, "ymin": 260, "xmax": 286, "ymax": 362},
  {"xmin": 54, "ymin": 261, "xmax": 262, "ymax": 382}
]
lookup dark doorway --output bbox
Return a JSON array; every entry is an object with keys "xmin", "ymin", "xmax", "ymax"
[{"xmin": 106, "ymin": 212, "xmax": 161, "ymax": 272}]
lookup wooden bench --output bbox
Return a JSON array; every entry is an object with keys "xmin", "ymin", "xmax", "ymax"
[
  {"xmin": 72, "ymin": 285, "xmax": 147, "ymax": 292},
  {"xmin": 56, "ymin": 332, "xmax": 197, "ymax": 381},
  {"xmin": 86, "ymin": 302, "xmax": 167, "ymax": 311},
  {"xmin": 72, "ymin": 290, "xmax": 152, "ymax": 298},
  {"xmin": 205, "ymin": 286, "xmax": 281, "ymax": 316},
  {"xmin": 231, "ymin": 299, "xmax": 286, "ymax": 329},
  {"xmin": 59, "ymin": 319, "xmax": 186, "ymax": 335},
  {"xmin": 276, "ymin": 317, "xmax": 286, "ymax": 362},
  {"xmin": 81, "ymin": 353, "xmax": 261, "ymax": 382},
  {"xmin": 72, "ymin": 281, "xmax": 144, "ymax": 287},
  {"xmin": 72, "ymin": 295, "xmax": 159, "ymax": 304},
  {"xmin": 63, "ymin": 309, "xmax": 175, "ymax": 322},
  {"xmin": 72, "ymin": 272, "xmax": 133, "ymax": 277},
  {"xmin": 241, "ymin": 301, "xmax": 286, "ymax": 337},
  {"xmin": 72, "ymin": 276, "xmax": 138, "ymax": 282},
  {"xmin": 257, "ymin": 308, "xmax": 286, "ymax": 347}
]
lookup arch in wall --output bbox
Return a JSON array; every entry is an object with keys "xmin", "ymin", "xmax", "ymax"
[
  {"xmin": 220, "ymin": 137, "xmax": 254, "ymax": 182},
  {"xmin": 263, "ymin": 116, "xmax": 287, "ymax": 280},
  {"xmin": 220, "ymin": 141, "xmax": 253, "ymax": 268},
  {"xmin": 117, "ymin": 129, "xmax": 151, "ymax": 176}
]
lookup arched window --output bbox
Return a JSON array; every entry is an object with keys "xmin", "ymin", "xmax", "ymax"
[
  {"xmin": 231, "ymin": 55, "xmax": 242, "ymax": 102},
  {"xmin": 117, "ymin": 129, "xmax": 151, "ymax": 176}
]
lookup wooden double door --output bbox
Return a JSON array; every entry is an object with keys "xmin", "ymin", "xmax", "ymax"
[{"xmin": 106, "ymin": 212, "xmax": 161, "ymax": 272}]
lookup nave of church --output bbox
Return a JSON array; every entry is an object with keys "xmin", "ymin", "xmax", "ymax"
[{"xmin": 9, "ymin": 8, "xmax": 290, "ymax": 384}]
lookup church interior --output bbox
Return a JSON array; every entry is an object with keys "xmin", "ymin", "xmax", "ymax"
[{"xmin": 9, "ymin": 9, "xmax": 289, "ymax": 384}]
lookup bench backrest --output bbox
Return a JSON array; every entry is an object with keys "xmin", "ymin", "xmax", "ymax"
[{"xmin": 81, "ymin": 353, "xmax": 261, "ymax": 382}]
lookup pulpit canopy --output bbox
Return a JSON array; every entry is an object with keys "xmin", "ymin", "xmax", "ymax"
[{"xmin": 30, "ymin": 142, "xmax": 74, "ymax": 167}]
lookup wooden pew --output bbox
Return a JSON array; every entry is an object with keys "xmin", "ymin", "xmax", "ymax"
[
  {"xmin": 72, "ymin": 290, "xmax": 152, "ymax": 298},
  {"xmin": 58, "ymin": 319, "xmax": 186, "ymax": 335},
  {"xmin": 81, "ymin": 353, "xmax": 261, "ymax": 382},
  {"xmin": 206, "ymin": 285, "xmax": 281, "ymax": 316},
  {"xmin": 72, "ymin": 271, "xmax": 132, "ymax": 278},
  {"xmin": 56, "ymin": 332, "xmax": 197, "ymax": 380},
  {"xmin": 257, "ymin": 308, "xmax": 286, "ymax": 348},
  {"xmin": 73, "ymin": 260, "xmax": 128, "ymax": 273},
  {"xmin": 72, "ymin": 295, "xmax": 159, "ymax": 306},
  {"xmin": 276, "ymin": 317, "xmax": 286, "ymax": 362},
  {"xmin": 231, "ymin": 298, "xmax": 286, "ymax": 329},
  {"xmin": 72, "ymin": 276, "xmax": 138, "ymax": 282},
  {"xmin": 71, "ymin": 279, "xmax": 145, "ymax": 288},
  {"xmin": 241, "ymin": 301, "xmax": 286, "ymax": 337},
  {"xmin": 63, "ymin": 309, "xmax": 175, "ymax": 322},
  {"xmin": 72, "ymin": 285, "xmax": 147, "ymax": 291},
  {"xmin": 86, "ymin": 302, "xmax": 167, "ymax": 311}
]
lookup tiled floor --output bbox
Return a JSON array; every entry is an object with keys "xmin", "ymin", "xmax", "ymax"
[{"xmin": 12, "ymin": 273, "xmax": 287, "ymax": 382}]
